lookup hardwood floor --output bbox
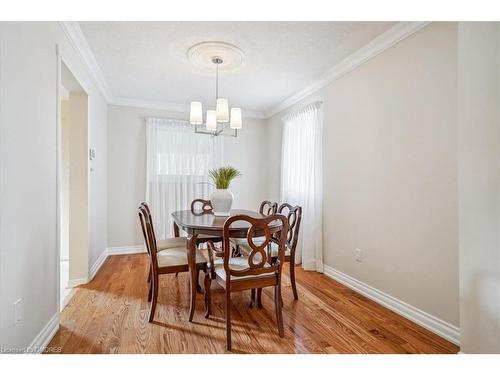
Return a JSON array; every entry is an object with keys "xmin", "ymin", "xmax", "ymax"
[{"xmin": 48, "ymin": 254, "xmax": 459, "ymax": 354}]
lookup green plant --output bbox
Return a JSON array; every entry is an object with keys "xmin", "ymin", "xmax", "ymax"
[{"xmin": 209, "ymin": 166, "xmax": 242, "ymax": 189}]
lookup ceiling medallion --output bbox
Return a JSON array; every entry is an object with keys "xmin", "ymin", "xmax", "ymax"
[
  {"xmin": 187, "ymin": 41, "xmax": 246, "ymax": 73},
  {"xmin": 188, "ymin": 42, "xmax": 245, "ymax": 137}
]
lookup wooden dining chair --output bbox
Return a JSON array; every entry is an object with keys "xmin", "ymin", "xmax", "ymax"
[
  {"xmin": 190, "ymin": 198, "xmax": 214, "ymax": 215},
  {"xmin": 247, "ymin": 203, "xmax": 302, "ymax": 306},
  {"xmin": 188, "ymin": 199, "xmax": 223, "ymax": 244},
  {"xmin": 270, "ymin": 203, "xmax": 302, "ymax": 300},
  {"xmin": 141, "ymin": 202, "xmax": 189, "ymax": 250},
  {"xmin": 231, "ymin": 200, "xmax": 278, "ymax": 253},
  {"xmin": 260, "ymin": 200, "xmax": 278, "ymax": 216},
  {"xmin": 138, "ymin": 204, "xmax": 208, "ymax": 322},
  {"xmin": 203, "ymin": 214, "xmax": 289, "ymax": 351}
]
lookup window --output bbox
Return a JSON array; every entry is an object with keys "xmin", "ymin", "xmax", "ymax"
[{"xmin": 146, "ymin": 118, "xmax": 223, "ymax": 238}]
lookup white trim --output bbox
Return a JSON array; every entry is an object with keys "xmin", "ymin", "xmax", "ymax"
[
  {"xmin": 109, "ymin": 96, "xmax": 266, "ymax": 119},
  {"xmin": 107, "ymin": 245, "xmax": 146, "ymax": 255},
  {"xmin": 60, "ymin": 287, "xmax": 73, "ymax": 311},
  {"xmin": 67, "ymin": 277, "xmax": 89, "ymax": 288},
  {"xmin": 59, "ymin": 22, "xmax": 266, "ymax": 119},
  {"xmin": 59, "ymin": 22, "xmax": 428, "ymax": 120},
  {"xmin": 90, "ymin": 249, "xmax": 109, "ymax": 280},
  {"xmin": 323, "ymin": 265, "xmax": 460, "ymax": 346},
  {"xmin": 264, "ymin": 22, "xmax": 430, "ymax": 118},
  {"xmin": 58, "ymin": 22, "xmax": 112, "ymax": 101},
  {"xmin": 26, "ymin": 313, "xmax": 59, "ymax": 354},
  {"xmin": 110, "ymin": 96, "xmax": 190, "ymax": 114}
]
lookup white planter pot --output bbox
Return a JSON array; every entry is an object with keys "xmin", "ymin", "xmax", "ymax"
[{"xmin": 210, "ymin": 189, "xmax": 234, "ymax": 216}]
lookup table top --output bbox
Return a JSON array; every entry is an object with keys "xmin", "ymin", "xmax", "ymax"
[{"xmin": 171, "ymin": 209, "xmax": 282, "ymax": 236}]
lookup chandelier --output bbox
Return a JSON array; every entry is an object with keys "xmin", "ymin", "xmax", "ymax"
[{"xmin": 189, "ymin": 57, "xmax": 241, "ymax": 137}]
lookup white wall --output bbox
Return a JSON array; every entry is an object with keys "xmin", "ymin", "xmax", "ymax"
[
  {"xmin": 457, "ymin": 22, "xmax": 500, "ymax": 354},
  {"xmin": 0, "ymin": 22, "xmax": 108, "ymax": 349},
  {"xmin": 267, "ymin": 22, "xmax": 460, "ymax": 328},
  {"xmin": 107, "ymin": 104, "xmax": 268, "ymax": 247}
]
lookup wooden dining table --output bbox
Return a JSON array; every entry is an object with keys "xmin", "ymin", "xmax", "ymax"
[{"xmin": 171, "ymin": 209, "xmax": 283, "ymax": 321}]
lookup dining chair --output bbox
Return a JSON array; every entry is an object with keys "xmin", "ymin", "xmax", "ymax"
[
  {"xmin": 188, "ymin": 199, "xmax": 223, "ymax": 245},
  {"xmin": 230, "ymin": 200, "xmax": 278, "ymax": 305},
  {"xmin": 138, "ymin": 204, "xmax": 208, "ymax": 322},
  {"xmin": 270, "ymin": 203, "xmax": 302, "ymax": 300},
  {"xmin": 231, "ymin": 200, "xmax": 278, "ymax": 254},
  {"xmin": 203, "ymin": 213, "xmax": 289, "ymax": 351},
  {"xmin": 142, "ymin": 200, "xmax": 218, "ymax": 286},
  {"xmin": 245, "ymin": 203, "xmax": 302, "ymax": 305}
]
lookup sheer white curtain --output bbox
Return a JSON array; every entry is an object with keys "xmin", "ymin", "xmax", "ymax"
[
  {"xmin": 146, "ymin": 118, "xmax": 223, "ymax": 240},
  {"xmin": 281, "ymin": 101, "xmax": 323, "ymax": 272}
]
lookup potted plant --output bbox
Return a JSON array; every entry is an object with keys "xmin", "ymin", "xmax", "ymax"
[{"xmin": 208, "ymin": 166, "xmax": 241, "ymax": 216}]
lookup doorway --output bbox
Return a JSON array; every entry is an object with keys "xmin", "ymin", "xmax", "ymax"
[{"xmin": 59, "ymin": 60, "xmax": 90, "ymax": 311}]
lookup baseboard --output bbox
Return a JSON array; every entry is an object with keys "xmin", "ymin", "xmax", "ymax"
[
  {"xmin": 90, "ymin": 249, "xmax": 109, "ymax": 280},
  {"xmin": 26, "ymin": 313, "xmax": 59, "ymax": 354},
  {"xmin": 323, "ymin": 265, "xmax": 460, "ymax": 346},
  {"xmin": 67, "ymin": 277, "xmax": 89, "ymax": 288},
  {"xmin": 107, "ymin": 245, "xmax": 145, "ymax": 255}
]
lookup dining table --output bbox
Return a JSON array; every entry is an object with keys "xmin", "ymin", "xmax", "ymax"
[{"xmin": 171, "ymin": 208, "xmax": 283, "ymax": 321}]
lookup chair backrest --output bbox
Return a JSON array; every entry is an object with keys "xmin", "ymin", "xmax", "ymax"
[
  {"xmin": 259, "ymin": 200, "xmax": 278, "ymax": 216},
  {"xmin": 138, "ymin": 203, "xmax": 159, "ymax": 271},
  {"xmin": 222, "ymin": 214, "xmax": 288, "ymax": 280},
  {"xmin": 277, "ymin": 203, "xmax": 302, "ymax": 253},
  {"xmin": 191, "ymin": 199, "xmax": 213, "ymax": 215}
]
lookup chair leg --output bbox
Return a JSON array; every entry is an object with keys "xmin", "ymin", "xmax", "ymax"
[
  {"xmin": 204, "ymin": 272, "xmax": 212, "ymax": 318},
  {"xmin": 274, "ymin": 284, "xmax": 284, "ymax": 337},
  {"xmin": 290, "ymin": 262, "xmax": 298, "ymax": 300},
  {"xmin": 147, "ymin": 276, "xmax": 153, "ymax": 302},
  {"xmin": 147, "ymin": 266, "xmax": 152, "ymax": 302},
  {"xmin": 249, "ymin": 289, "xmax": 256, "ymax": 308},
  {"xmin": 225, "ymin": 288, "xmax": 232, "ymax": 351},
  {"xmin": 257, "ymin": 288, "xmax": 263, "ymax": 308},
  {"xmin": 148, "ymin": 274, "xmax": 159, "ymax": 323},
  {"xmin": 196, "ymin": 269, "xmax": 203, "ymax": 293}
]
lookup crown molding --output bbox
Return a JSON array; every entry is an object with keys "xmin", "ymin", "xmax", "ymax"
[
  {"xmin": 264, "ymin": 21, "xmax": 431, "ymax": 119},
  {"xmin": 60, "ymin": 21, "xmax": 427, "ymax": 121},
  {"xmin": 109, "ymin": 96, "xmax": 191, "ymax": 114},
  {"xmin": 58, "ymin": 22, "xmax": 266, "ymax": 120},
  {"xmin": 109, "ymin": 96, "xmax": 266, "ymax": 119},
  {"xmin": 59, "ymin": 21, "xmax": 113, "ymax": 101}
]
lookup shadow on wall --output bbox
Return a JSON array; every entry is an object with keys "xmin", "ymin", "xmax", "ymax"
[{"xmin": 461, "ymin": 272, "xmax": 500, "ymax": 353}]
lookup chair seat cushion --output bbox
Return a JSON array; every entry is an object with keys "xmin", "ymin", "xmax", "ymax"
[
  {"xmin": 157, "ymin": 237, "xmax": 188, "ymax": 250},
  {"xmin": 231, "ymin": 236, "xmax": 267, "ymax": 247},
  {"xmin": 157, "ymin": 247, "xmax": 206, "ymax": 268},
  {"xmin": 239, "ymin": 242, "xmax": 291, "ymax": 258},
  {"xmin": 213, "ymin": 256, "xmax": 274, "ymax": 281}
]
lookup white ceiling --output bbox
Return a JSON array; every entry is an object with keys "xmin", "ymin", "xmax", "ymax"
[{"xmin": 79, "ymin": 22, "xmax": 396, "ymax": 116}]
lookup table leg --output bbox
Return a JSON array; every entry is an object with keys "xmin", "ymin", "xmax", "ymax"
[
  {"xmin": 188, "ymin": 233, "xmax": 199, "ymax": 322},
  {"xmin": 173, "ymin": 222, "xmax": 180, "ymax": 237}
]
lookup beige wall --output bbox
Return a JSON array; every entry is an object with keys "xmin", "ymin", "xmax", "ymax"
[
  {"xmin": 107, "ymin": 105, "xmax": 269, "ymax": 247},
  {"xmin": 61, "ymin": 100, "xmax": 71, "ymax": 262},
  {"xmin": 457, "ymin": 22, "xmax": 500, "ymax": 353},
  {"xmin": 267, "ymin": 22, "xmax": 460, "ymax": 327},
  {"xmin": 65, "ymin": 93, "xmax": 90, "ymax": 282}
]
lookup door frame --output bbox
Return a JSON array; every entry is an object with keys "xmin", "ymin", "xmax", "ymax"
[{"xmin": 55, "ymin": 44, "xmax": 91, "ymax": 311}]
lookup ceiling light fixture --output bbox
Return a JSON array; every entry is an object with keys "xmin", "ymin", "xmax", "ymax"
[{"xmin": 189, "ymin": 56, "xmax": 241, "ymax": 137}]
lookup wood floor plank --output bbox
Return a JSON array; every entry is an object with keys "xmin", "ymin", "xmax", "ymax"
[{"xmin": 47, "ymin": 254, "xmax": 459, "ymax": 354}]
